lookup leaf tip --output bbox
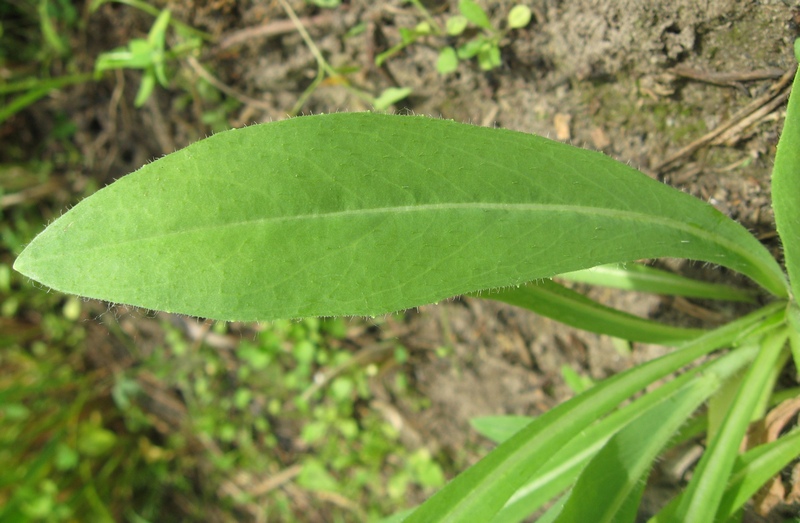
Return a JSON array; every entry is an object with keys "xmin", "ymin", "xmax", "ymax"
[{"xmin": 12, "ymin": 246, "xmax": 34, "ymax": 279}]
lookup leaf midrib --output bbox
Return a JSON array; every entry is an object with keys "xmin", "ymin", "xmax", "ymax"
[{"xmin": 39, "ymin": 202, "xmax": 744, "ymax": 262}]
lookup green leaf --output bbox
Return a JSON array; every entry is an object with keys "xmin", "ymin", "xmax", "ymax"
[
  {"xmin": 414, "ymin": 21, "xmax": 433, "ymax": 35},
  {"xmin": 554, "ymin": 397, "xmax": 681, "ymax": 523},
  {"xmin": 470, "ymin": 415, "xmax": 533, "ymax": 443},
  {"xmin": 147, "ymin": 10, "xmax": 172, "ymax": 88},
  {"xmin": 38, "ymin": 0, "xmax": 70, "ymax": 56},
  {"xmin": 655, "ymin": 328, "xmax": 789, "ymax": 522},
  {"xmin": 477, "ymin": 44, "xmax": 501, "ymax": 70},
  {"xmin": 399, "ymin": 27, "xmax": 419, "ymax": 44},
  {"xmin": 561, "ymin": 364, "xmax": 594, "ymax": 394},
  {"xmin": 375, "ymin": 43, "xmax": 405, "ymax": 66},
  {"xmin": 309, "ymin": 0, "xmax": 341, "ymax": 8},
  {"xmin": 377, "ymin": 508, "xmax": 415, "ymax": 523},
  {"xmin": 147, "ymin": 9, "xmax": 170, "ymax": 49},
  {"xmin": 458, "ymin": 0, "xmax": 493, "ymax": 30},
  {"xmin": 297, "ymin": 459, "xmax": 339, "ymax": 492},
  {"xmin": 373, "ymin": 87, "xmax": 412, "ymax": 110},
  {"xmin": 507, "ymin": 5, "xmax": 532, "ymax": 29},
  {"xmin": 559, "ymin": 263, "xmax": 755, "ymax": 302},
  {"xmin": 457, "ymin": 38, "xmax": 484, "ymax": 59},
  {"xmin": 404, "ymin": 304, "xmax": 783, "ymax": 523},
  {"xmin": 95, "ymin": 40, "xmax": 153, "ymax": 71},
  {"xmin": 772, "ymin": 65, "xmax": 800, "ymax": 300},
  {"xmin": 788, "ymin": 303, "xmax": 800, "ymax": 379},
  {"xmin": 476, "ymin": 280, "xmax": 704, "ymax": 344},
  {"xmin": 554, "ymin": 344, "xmax": 752, "ymax": 523},
  {"xmin": 716, "ymin": 427, "xmax": 800, "ymax": 520},
  {"xmin": 437, "ymin": 46, "xmax": 459, "ymax": 74},
  {"xmin": 0, "ymin": 73, "xmax": 95, "ymax": 127},
  {"xmin": 133, "ymin": 69, "xmax": 156, "ymax": 107},
  {"xmin": 13, "ymin": 113, "xmax": 788, "ymax": 321},
  {"xmin": 446, "ymin": 15, "xmax": 468, "ymax": 36},
  {"xmin": 77, "ymin": 425, "xmax": 117, "ymax": 457},
  {"xmin": 492, "ymin": 341, "xmax": 760, "ymax": 523}
]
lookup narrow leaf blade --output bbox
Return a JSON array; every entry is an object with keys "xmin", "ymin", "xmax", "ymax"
[
  {"xmin": 559, "ymin": 263, "xmax": 755, "ymax": 302},
  {"xmin": 772, "ymin": 63, "xmax": 800, "ymax": 300},
  {"xmin": 470, "ymin": 416, "xmax": 533, "ymax": 444},
  {"xmin": 555, "ymin": 380, "xmax": 714, "ymax": 523},
  {"xmin": 477, "ymin": 279, "xmax": 704, "ymax": 344},
  {"xmin": 495, "ymin": 341, "xmax": 760, "ymax": 523},
  {"xmin": 716, "ymin": 427, "xmax": 800, "ymax": 520},
  {"xmin": 664, "ymin": 329, "xmax": 789, "ymax": 522},
  {"xmin": 404, "ymin": 305, "xmax": 783, "ymax": 523}
]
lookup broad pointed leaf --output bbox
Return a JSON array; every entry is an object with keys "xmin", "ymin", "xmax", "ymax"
[
  {"xmin": 13, "ymin": 113, "xmax": 788, "ymax": 321},
  {"xmin": 458, "ymin": 0, "xmax": 492, "ymax": 30}
]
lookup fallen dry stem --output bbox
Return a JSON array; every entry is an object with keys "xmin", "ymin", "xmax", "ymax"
[
  {"xmin": 213, "ymin": 11, "xmax": 335, "ymax": 52},
  {"xmin": 185, "ymin": 55, "xmax": 274, "ymax": 110},
  {"xmin": 654, "ymin": 66, "xmax": 797, "ymax": 174}
]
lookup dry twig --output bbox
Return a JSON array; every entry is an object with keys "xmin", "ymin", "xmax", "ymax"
[
  {"xmin": 185, "ymin": 55, "xmax": 274, "ymax": 111},
  {"xmin": 653, "ymin": 66, "xmax": 796, "ymax": 175},
  {"xmin": 667, "ymin": 65, "xmax": 785, "ymax": 87},
  {"xmin": 213, "ymin": 12, "xmax": 335, "ymax": 53}
]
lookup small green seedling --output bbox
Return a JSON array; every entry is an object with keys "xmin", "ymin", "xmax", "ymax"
[
  {"xmin": 377, "ymin": 0, "xmax": 531, "ymax": 74},
  {"xmin": 92, "ymin": 2, "xmax": 206, "ymax": 106},
  {"xmin": 439, "ymin": 1, "xmax": 532, "ymax": 73},
  {"xmin": 0, "ymin": 1, "xmax": 92, "ymax": 125},
  {"xmin": 37, "ymin": 0, "xmax": 78, "ymax": 57},
  {"xmin": 0, "ymin": 1, "xmax": 213, "ymax": 124},
  {"xmin": 278, "ymin": 0, "xmax": 411, "ymax": 114},
  {"xmin": 306, "ymin": 0, "xmax": 341, "ymax": 7},
  {"xmin": 14, "ymin": 44, "xmax": 800, "ymax": 523}
]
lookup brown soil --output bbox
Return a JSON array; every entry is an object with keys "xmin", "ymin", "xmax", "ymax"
[{"xmin": 6, "ymin": 0, "xmax": 800, "ymax": 521}]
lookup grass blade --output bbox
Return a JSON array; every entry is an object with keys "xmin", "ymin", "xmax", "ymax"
[
  {"xmin": 403, "ymin": 304, "xmax": 783, "ymax": 523},
  {"xmin": 559, "ymin": 263, "xmax": 755, "ymax": 302},
  {"xmin": 477, "ymin": 280, "xmax": 704, "ymax": 344},
  {"xmin": 554, "ymin": 343, "xmax": 758, "ymax": 523},
  {"xmin": 788, "ymin": 303, "xmax": 800, "ymax": 379},
  {"xmin": 655, "ymin": 328, "xmax": 789, "ymax": 522},
  {"xmin": 470, "ymin": 416, "xmax": 533, "ymax": 444},
  {"xmin": 492, "ymin": 343, "xmax": 760, "ymax": 523},
  {"xmin": 716, "ymin": 427, "xmax": 800, "ymax": 520},
  {"xmin": 13, "ymin": 113, "xmax": 788, "ymax": 321}
]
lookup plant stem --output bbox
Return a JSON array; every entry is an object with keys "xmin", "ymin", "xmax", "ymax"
[
  {"xmin": 278, "ymin": 0, "xmax": 338, "ymax": 78},
  {"xmin": 0, "ymin": 73, "xmax": 96, "ymax": 125}
]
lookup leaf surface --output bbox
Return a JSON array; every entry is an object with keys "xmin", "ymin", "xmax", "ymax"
[
  {"xmin": 13, "ymin": 113, "xmax": 787, "ymax": 321},
  {"xmin": 772, "ymin": 64, "xmax": 800, "ymax": 300}
]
